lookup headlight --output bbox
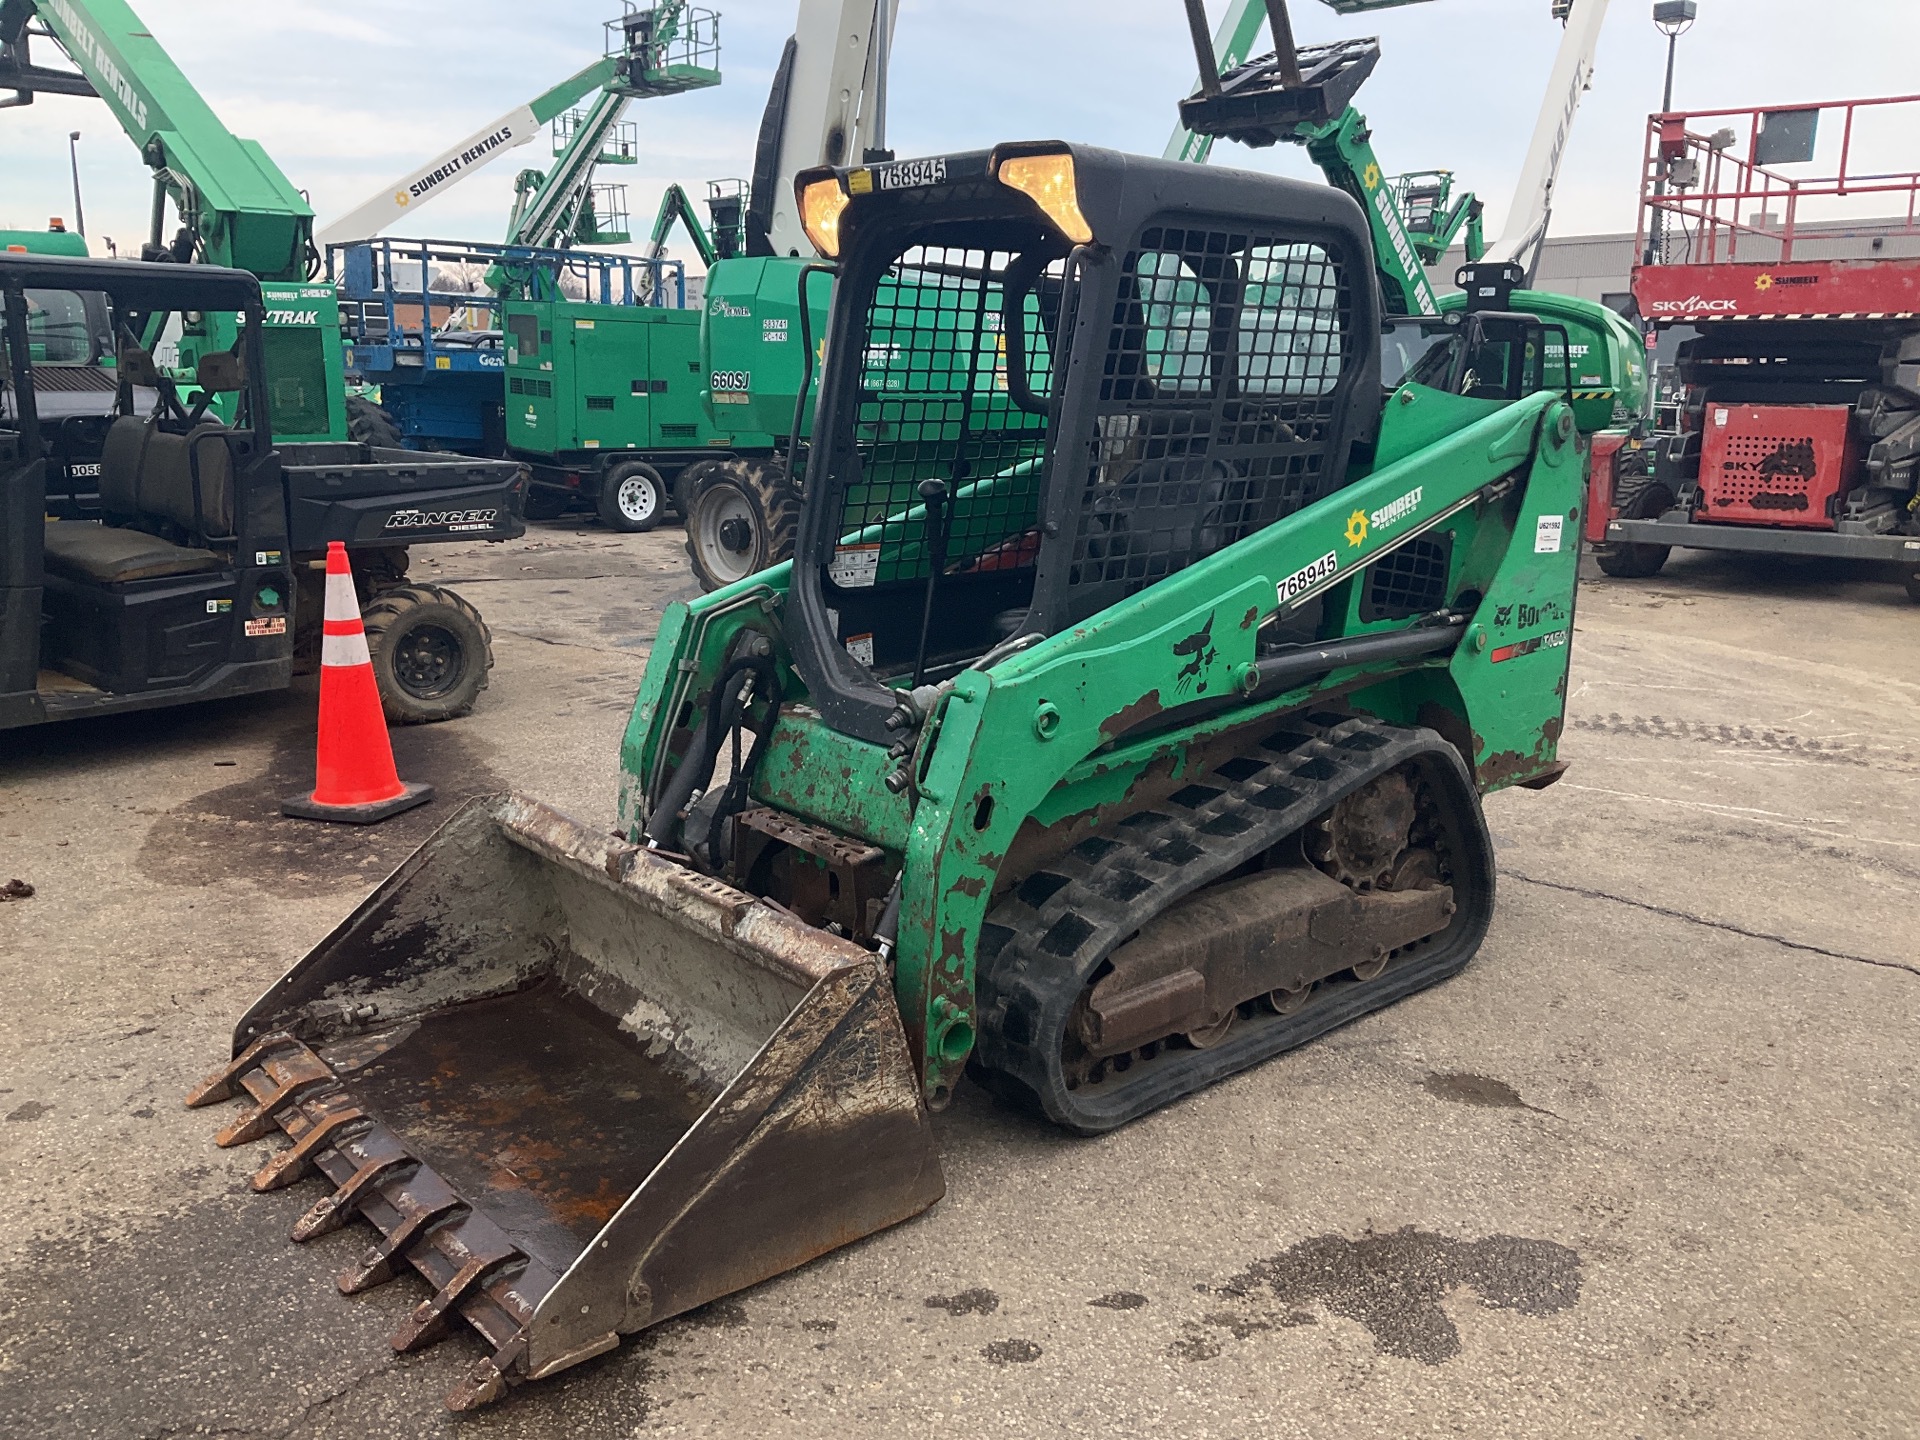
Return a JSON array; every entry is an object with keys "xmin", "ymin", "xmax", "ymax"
[
  {"xmin": 799, "ymin": 178, "xmax": 851, "ymax": 258},
  {"xmin": 995, "ymin": 151, "xmax": 1093, "ymax": 245}
]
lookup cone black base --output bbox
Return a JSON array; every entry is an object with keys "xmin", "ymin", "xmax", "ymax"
[{"xmin": 282, "ymin": 782, "xmax": 435, "ymax": 825}]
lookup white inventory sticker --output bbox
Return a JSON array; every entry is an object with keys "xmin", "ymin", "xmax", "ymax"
[
  {"xmin": 844, "ymin": 633, "xmax": 876, "ymax": 667},
  {"xmin": 1534, "ymin": 515, "xmax": 1564, "ymax": 554},
  {"xmin": 829, "ymin": 543, "xmax": 881, "ymax": 588},
  {"xmin": 873, "ymin": 157, "xmax": 948, "ymax": 190},
  {"xmin": 1277, "ymin": 550, "xmax": 1339, "ymax": 606}
]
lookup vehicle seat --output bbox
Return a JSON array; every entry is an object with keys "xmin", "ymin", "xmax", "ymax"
[
  {"xmin": 47, "ymin": 414, "xmax": 229, "ymax": 584},
  {"xmin": 42, "ymin": 521, "xmax": 220, "ymax": 584},
  {"xmin": 98, "ymin": 414, "xmax": 151, "ymax": 517},
  {"xmin": 143, "ymin": 422, "xmax": 236, "ymax": 536}
]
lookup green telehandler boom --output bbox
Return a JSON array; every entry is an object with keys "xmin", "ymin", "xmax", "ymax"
[
  {"xmin": 190, "ymin": 14, "xmax": 1640, "ymax": 1410},
  {"xmin": 0, "ymin": 0, "xmax": 345, "ymax": 439}
]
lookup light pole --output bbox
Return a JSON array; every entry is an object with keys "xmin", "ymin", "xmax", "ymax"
[
  {"xmin": 1654, "ymin": 1, "xmax": 1696, "ymax": 111},
  {"xmin": 1644, "ymin": 2, "xmax": 1698, "ymax": 266},
  {"xmin": 67, "ymin": 130, "xmax": 86, "ymax": 238}
]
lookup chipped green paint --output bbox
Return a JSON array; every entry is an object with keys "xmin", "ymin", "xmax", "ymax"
[{"xmin": 619, "ymin": 390, "xmax": 1583, "ymax": 1102}]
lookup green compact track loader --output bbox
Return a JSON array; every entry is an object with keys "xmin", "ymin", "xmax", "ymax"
[{"xmin": 190, "ymin": 141, "xmax": 1614, "ymax": 1408}]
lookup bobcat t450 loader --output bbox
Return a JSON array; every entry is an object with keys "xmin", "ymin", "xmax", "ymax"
[{"xmin": 191, "ymin": 141, "xmax": 1610, "ymax": 1408}]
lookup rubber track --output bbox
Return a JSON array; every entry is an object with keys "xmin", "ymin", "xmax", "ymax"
[{"xmin": 971, "ymin": 713, "xmax": 1496, "ymax": 1134}]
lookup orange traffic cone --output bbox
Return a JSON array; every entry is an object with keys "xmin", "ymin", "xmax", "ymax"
[{"xmin": 282, "ymin": 542, "xmax": 435, "ymax": 824}]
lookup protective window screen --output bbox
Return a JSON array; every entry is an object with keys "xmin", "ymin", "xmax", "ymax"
[
  {"xmin": 835, "ymin": 247, "xmax": 1055, "ymax": 588},
  {"xmin": 1070, "ymin": 225, "xmax": 1352, "ymax": 615},
  {"xmin": 260, "ymin": 327, "xmax": 331, "ymax": 438}
]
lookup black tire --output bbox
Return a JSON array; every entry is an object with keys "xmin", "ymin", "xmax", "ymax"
[
  {"xmin": 1904, "ymin": 569, "xmax": 1920, "ymax": 605},
  {"xmin": 361, "ymin": 583, "xmax": 492, "ymax": 724},
  {"xmin": 345, "ymin": 394, "xmax": 403, "ymax": 450},
  {"xmin": 596, "ymin": 460, "xmax": 666, "ymax": 533},
  {"xmin": 1594, "ymin": 480, "xmax": 1675, "ymax": 579},
  {"xmin": 671, "ymin": 459, "xmax": 726, "ymax": 521},
  {"xmin": 523, "ymin": 487, "xmax": 572, "ymax": 522},
  {"xmin": 684, "ymin": 458, "xmax": 797, "ymax": 592}
]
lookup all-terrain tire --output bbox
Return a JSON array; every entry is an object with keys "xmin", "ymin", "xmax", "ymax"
[
  {"xmin": 684, "ymin": 458, "xmax": 797, "ymax": 592},
  {"xmin": 596, "ymin": 460, "xmax": 666, "ymax": 533},
  {"xmin": 361, "ymin": 583, "xmax": 492, "ymax": 724},
  {"xmin": 345, "ymin": 394, "xmax": 404, "ymax": 450},
  {"xmin": 1594, "ymin": 479, "xmax": 1675, "ymax": 580}
]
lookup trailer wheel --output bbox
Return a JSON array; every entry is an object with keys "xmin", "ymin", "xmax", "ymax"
[
  {"xmin": 1594, "ymin": 481, "xmax": 1675, "ymax": 579},
  {"xmin": 523, "ymin": 487, "xmax": 572, "ymax": 522},
  {"xmin": 362, "ymin": 583, "xmax": 492, "ymax": 724},
  {"xmin": 597, "ymin": 461, "xmax": 666, "ymax": 533},
  {"xmin": 345, "ymin": 394, "xmax": 403, "ymax": 450},
  {"xmin": 685, "ymin": 459, "xmax": 796, "ymax": 592},
  {"xmin": 1905, "ymin": 569, "xmax": 1920, "ymax": 605}
]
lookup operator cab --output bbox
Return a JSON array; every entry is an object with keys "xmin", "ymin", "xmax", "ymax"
[
  {"xmin": 1379, "ymin": 309, "xmax": 1572, "ymax": 405},
  {"xmin": 0, "ymin": 253, "xmax": 294, "ymax": 728},
  {"xmin": 783, "ymin": 144, "xmax": 1379, "ymax": 747}
]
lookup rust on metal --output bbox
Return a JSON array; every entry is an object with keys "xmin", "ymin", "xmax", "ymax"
[
  {"xmin": 251, "ymin": 1105, "xmax": 367, "ymax": 1191},
  {"xmin": 1516, "ymin": 760, "xmax": 1570, "ymax": 790},
  {"xmin": 730, "ymin": 805, "xmax": 892, "ymax": 941},
  {"xmin": 1099, "ymin": 689, "xmax": 1164, "ymax": 744},
  {"xmin": 189, "ymin": 793, "xmax": 944, "ymax": 1411}
]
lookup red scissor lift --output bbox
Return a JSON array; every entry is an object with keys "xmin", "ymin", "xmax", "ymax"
[{"xmin": 1589, "ymin": 94, "xmax": 1920, "ymax": 599}]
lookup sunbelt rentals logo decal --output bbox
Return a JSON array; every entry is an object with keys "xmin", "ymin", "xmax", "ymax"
[{"xmin": 1345, "ymin": 486, "xmax": 1423, "ymax": 548}]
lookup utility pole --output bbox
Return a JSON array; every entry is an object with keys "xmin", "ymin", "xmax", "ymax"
[{"xmin": 67, "ymin": 130, "xmax": 85, "ymax": 237}]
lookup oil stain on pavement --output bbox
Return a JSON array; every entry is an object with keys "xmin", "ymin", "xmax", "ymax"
[
  {"xmin": 926, "ymin": 1288, "xmax": 1000, "ymax": 1316},
  {"xmin": 137, "ymin": 724, "xmax": 505, "ymax": 891},
  {"xmin": 1195, "ymin": 1227, "xmax": 1582, "ymax": 1364}
]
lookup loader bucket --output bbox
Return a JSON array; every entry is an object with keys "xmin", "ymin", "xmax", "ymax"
[{"xmin": 186, "ymin": 794, "xmax": 944, "ymax": 1409}]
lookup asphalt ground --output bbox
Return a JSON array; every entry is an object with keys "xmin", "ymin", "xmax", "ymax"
[{"xmin": 1, "ymin": 526, "xmax": 1915, "ymax": 1439}]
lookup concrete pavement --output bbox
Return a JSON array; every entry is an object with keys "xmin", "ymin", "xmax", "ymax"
[{"xmin": 1, "ymin": 531, "xmax": 1913, "ymax": 1439}]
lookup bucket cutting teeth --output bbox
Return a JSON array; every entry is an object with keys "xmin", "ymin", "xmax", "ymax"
[{"xmin": 187, "ymin": 1032, "xmax": 551, "ymax": 1405}]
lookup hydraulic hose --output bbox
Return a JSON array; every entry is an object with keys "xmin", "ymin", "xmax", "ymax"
[{"xmin": 641, "ymin": 653, "xmax": 782, "ymax": 853}]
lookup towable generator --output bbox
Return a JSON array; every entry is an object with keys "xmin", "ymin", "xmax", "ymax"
[{"xmin": 191, "ymin": 140, "xmax": 1611, "ymax": 1407}]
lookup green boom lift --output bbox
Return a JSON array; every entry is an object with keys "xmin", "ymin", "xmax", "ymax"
[{"xmin": 191, "ymin": 10, "xmax": 1639, "ymax": 1411}]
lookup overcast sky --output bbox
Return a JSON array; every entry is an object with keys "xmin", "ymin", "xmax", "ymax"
[{"xmin": 5, "ymin": 0, "xmax": 1917, "ymax": 264}]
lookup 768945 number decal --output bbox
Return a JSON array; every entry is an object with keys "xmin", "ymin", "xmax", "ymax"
[{"xmin": 1277, "ymin": 551, "xmax": 1339, "ymax": 606}]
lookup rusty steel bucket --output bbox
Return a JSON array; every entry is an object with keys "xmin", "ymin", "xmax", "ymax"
[{"xmin": 187, "ymin": 794, "xmax": 944, "ymax": 1409}]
